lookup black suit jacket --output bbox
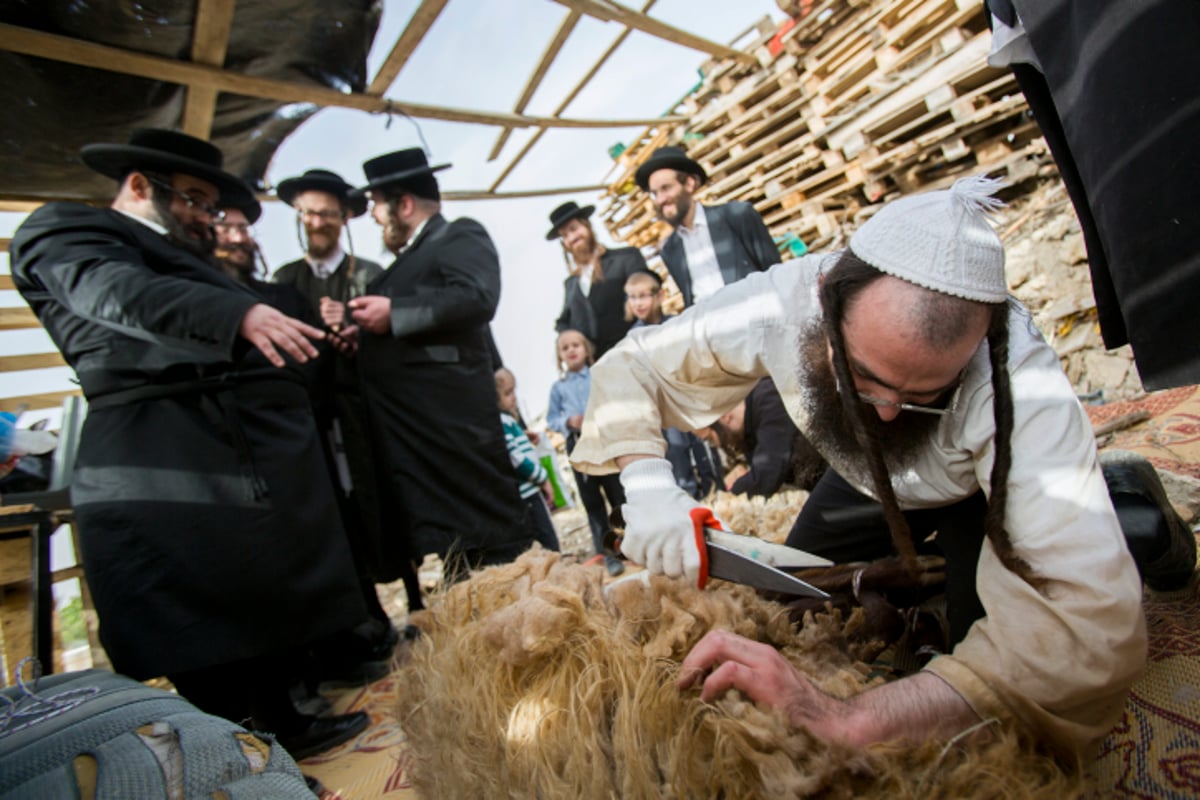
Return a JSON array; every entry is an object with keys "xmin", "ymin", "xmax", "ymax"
[
  {"xmin": 660, "ymin": 201, "xmax": 781, "ymax": 308},
  {"xmin": 555, "ymin": 246, "xmax": 650, "ymax": 359},
  {"xmin": 10, "ymin": 203, "xmax": 365, "ymax": 677},
  {"xmin": 356, "ymin": 213, "xmax": 531, "ymax": 564}
]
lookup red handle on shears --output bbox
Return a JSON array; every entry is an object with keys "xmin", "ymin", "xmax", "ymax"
[{"xmin": 689, "ymin": 507, "xmax": 725, "ymax": 590}]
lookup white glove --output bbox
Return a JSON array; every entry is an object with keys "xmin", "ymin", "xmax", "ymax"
[{"xmin": 619, "ymin": 457, "xmax": 707, "ymax": 587}]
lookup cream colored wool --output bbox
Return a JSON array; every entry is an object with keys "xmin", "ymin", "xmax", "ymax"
[
  {"xmin": 712, "ymin": 489, "xmax": 811, "ymax": 544},
  {"xmin": 395, "ymin": 550, "xmax": 1084, "ymax": 799}
]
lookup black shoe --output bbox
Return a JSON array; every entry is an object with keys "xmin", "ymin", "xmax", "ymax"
[
  {"xmin": 275, "ymin": 711, "xmax": 369, "ymax": 762},
  {"xmin": 605, "ymin": 555, "xmax": 625, "ymax": 577},
  {"xmin": 1101, "ymin": 450, "xmax": 1197, "ymax": 592}
]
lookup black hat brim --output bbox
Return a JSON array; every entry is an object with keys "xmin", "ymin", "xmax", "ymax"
[
  {"xmin": 351, "ymin": 163, "xmax": 452, "ymax": 198},
  {"xmin": 546, "ymin": 204, "xmax": 596, "ymax": 240},
  {"xmin": 80, "ymin": 143, "xmax": 256, "ymax": 207},
  {"xmin": 276, "ymin": 175, "xmax": 368, "ymax": 218},
  {"xmin": 634, "ymin": 153, "xmax": 707, "ymax": 191}
]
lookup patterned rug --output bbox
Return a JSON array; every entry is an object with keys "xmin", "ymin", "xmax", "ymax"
[{"xmin": 300, "ymin": 387, "xmax": 1200, "ymax": 798}]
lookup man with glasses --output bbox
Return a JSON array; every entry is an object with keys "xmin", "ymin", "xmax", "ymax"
[
  {"xmin": 571, "ymin": 177, "xmax": 1191, "ymax": 760},
  {"xmin": 10, "ymin": 129, "xmax": 372, "ymax": 759},
  {"xmin": 272, "ymin": 169, "xmax": 383, "ymax": 330}
]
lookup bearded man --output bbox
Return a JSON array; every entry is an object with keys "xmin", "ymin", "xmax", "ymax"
[
  {"xmin": 10, "ymin": 129, "xmax": 370, "ymax": 759},
  {"xmin": 572, "ymin": 177, "xmax": 1195, "ymax": 760},
  {"xmin": 636, "ymin": 146, "xmax": 780, "ymax": 308},
  {"xmin": 344, "ymin": 148, "xmax": 535, "ymax": 584},
  {"xmin": 548, "ymin": 200, "xmax": 654, "ymax": 360}
]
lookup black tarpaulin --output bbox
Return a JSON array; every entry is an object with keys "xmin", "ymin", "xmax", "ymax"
[{"xmin": 0, "ymin": 0, "xmax": 382, "ymax": 201}]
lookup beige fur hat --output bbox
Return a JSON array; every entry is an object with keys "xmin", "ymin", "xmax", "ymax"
[{"xmin": 849, "ymin": 175, "xmax": 1008, "ymax": 303}]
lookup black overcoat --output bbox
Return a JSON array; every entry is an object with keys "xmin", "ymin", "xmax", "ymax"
[
  {"xmin": 660, "ymin": 201, "xmax": 781, "ymax": 308},
  {"xmin": 272, "ymin": 253, "xmax": 385, "ymax": 316},
  {"xmin": 10, "ymin": 203, "xmax": 366, "ymax": 679},
  {"xmin": 356, "ymin": 213, "xmax": 532, "ymax": 568},
  {"xmin": 554, "ymin": 246, "xmax": 651, "ymax": 359}
]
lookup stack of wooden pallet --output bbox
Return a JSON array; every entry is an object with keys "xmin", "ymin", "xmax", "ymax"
[{"xmin": 600, "ymin": 0, "xmax": 1051, "ymax": 256}]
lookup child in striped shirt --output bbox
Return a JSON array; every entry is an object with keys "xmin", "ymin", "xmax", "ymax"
[{"xmin": 495, "ymin": 367, "xmax": 560, "ymax": 552}]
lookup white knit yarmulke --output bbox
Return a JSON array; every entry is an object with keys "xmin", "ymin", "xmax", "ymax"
[{"xmin": 849, "ymin": 175, "xmax": 1009, "ymax": 303}]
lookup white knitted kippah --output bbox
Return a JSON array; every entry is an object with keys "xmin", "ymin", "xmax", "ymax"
[{"xmin": 849, "ymin": 175, "xmax": 1009, "ymax": 303}]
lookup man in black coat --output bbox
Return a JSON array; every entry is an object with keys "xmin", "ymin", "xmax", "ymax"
[
  {"xmin": 548, "ymin": 200, "xmax": 654, "ymax": 360},
  {"xmin": 271, "ymin": 168, "xmax": 384, "ymax": 328},
  {"xmin": 10, "ymin": 129, "xmax": 369, "ymax": 759},
  {"xmin": 636, "ymin": 146, "xmax": 781, "ymax": 308},
  {"xmin": 983, "ymin": 0, "xmax": 1200, "ymax": 390},
  {"xmin": 346, "ymin": 148, "xmax": 534, "ymax": 581}
]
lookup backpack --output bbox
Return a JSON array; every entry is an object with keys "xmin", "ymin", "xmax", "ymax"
[{"xmin": 0, "ymin": 668, "xmax": 312, "ymax": 799}]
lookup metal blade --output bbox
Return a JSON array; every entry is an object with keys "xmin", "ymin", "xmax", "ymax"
[
  {"xmin": 706, "ymin": 543, "xmax": 830, "ymax": 598},
  {"xmin": 705, "ymin": 528, "xmax": 832, "ymax": 569}
]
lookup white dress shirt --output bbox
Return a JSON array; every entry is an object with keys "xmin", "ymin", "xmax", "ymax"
[{"xmin": 677, "ymin": 203, "xmax": 724, "ymax": 303}]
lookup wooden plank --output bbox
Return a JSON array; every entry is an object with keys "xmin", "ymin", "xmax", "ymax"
[
  {"xmin": 0, "ymin": 23, "xmax": 683, "ymax": 131},
  {"xmin": 489, "ymin": 0, "xmax": 659, "ymax": 192},
  {"xmin": 180, "ymin": 0, "xmax": 236, "ymax": 139},
  {"xmin": 442, "ymin": 183, "xmax": 609, "ymax": 202},
  {"xmin": 366, "ymin": 0, "xmax": 450, "ymax": 95},
  {"xmin": 0, "ymin": 238, "xmax": 9, "ymax": 253},
  {"xmin": 0, "ymin": 307, "xmax": 38, "ymax": 330},
  {"xmin": 0, "ymin": 353, "xmax": 67, "ymax": 372},
  {"xmin": 0, "ymin": 276, "xmax": 13, "ymax": 290},
  {"xmin": 488, "ymin": 9, "xmax": 583, "ymax": 162},
  {"xmin": 0, "ymin": 390, "xmax": 80, "ymax": 413},
  {"xmin": 547, "ymin": 0, "xmax": 752, "ymax": 63}
]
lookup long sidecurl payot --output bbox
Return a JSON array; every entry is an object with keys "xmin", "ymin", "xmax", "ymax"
[{"xmin": 394, "ymin": 550, "xmax": 1084, "ymax": 799}]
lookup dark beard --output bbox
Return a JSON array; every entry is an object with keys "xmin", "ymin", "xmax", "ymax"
[
  {"xmin": 214, "ymin": 242, "xmax": 256, "ymax": 282},
  {"xmin": 659, "ymin": 191, "xmax": 692, "ymax": 228},
  {"xmin": 149, "ymin": 194, "xmax": 214, "ymax": 258},
  {"xmin": 797, "ymin": 324, "xmax": 943, "ymax": 474}
]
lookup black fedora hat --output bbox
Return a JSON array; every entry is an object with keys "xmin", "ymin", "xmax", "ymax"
[
  {"xmin": 353, "ymin": 148, "xmax": 450, "ymax": 201},
  {"xmin": 546, "ymin": 201, "xmax": 595, "ymax": 240},
  {"xmin": 633, "ymin": 146, "xmax": 708, "ymax": 191},
  {"xmin": 80, "ymin": 128, "xmax": 255, "ymax": 207},
  {"xmin": 219, "ymin": 195, "xmax": 262, "ymax": 225},
  {"xmin": 276, "ymin": 168, "xmax": 368, "ymax": 218}
]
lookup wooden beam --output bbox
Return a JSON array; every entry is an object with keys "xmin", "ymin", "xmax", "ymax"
[
  {"xmin": 0, "ymin": 200, "xmax": 44, "ymax": 213},
  {"xmin": 488, "ymin": 9, "xmax": 583, "ymax": 161},
  {"xmin": 0, "ymin": 390, "xmax": 80, "ymax": 413},
  {"xmin": 0, "ymin": 353, "xmax": 67, "ymax": 373},
  {"xmin": 367, "ymin": 0, "xmax": 450, "ymax": 95},
  {"xmin": 442, "ymin": 184, "xmax": 608, "ymax": 202},
  {"xmin": 490, "ymin": 0, "xmax": 659, "ymax": 192},
  {"xmin": 547, "ymin": 0, "xmax": 753, "ymax": 63},
  {"xmin": 181, "ymin": 0, "xmax": 236, "ymax": 139},
  {"xmin": 0, "ymin": 308, "xmax": 38, "ymax": 331},
  {"xmin": 0, "ymin": 276, "xmax": 13, "ymax": 290},
  {"xmin": 0, "ymin": 238, "xmax": 9, "ymax": 253},
  {"xmin": 0, "ymin": 24, "xmax": 683, "ymax": 130}
]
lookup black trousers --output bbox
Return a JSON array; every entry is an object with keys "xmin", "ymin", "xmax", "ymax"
[
  {"xmin": 571, "ymin": 468, "xmax": 626, "ymax": 556},
  {"xmin": 785, "ymin": 469, "xmax": 988, "ymax": 646},
  {"xmin": 524, "ymin": 493, "xmax": 561, "ymax": 552}
]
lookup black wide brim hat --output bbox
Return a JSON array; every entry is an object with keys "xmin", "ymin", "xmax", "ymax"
[
  {"xmin": 80, "ymin": 128, "xmax": 256, "ymax": 207},
  {"xmin": 276, "ymin": 168, "xmax": 368, "ymax": 218},
  {"xmin": 633, "ymin": 146, "xmax": 708, "ymax": 191},
  {"xmin": 351, "ymin": 148, "xmax": 451, "ymax": 201},
  {"xmin": 546, "ymin": 201, "xmax": 595, "ymax": 240},
  {"xmin": 221, "ymin": 195, "xmax": 263, "ymax": 225}
]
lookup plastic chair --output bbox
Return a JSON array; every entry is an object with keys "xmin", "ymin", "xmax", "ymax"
[{"xmin": 0, "ymin": 395, "xmax": 87, "ymax": 674}]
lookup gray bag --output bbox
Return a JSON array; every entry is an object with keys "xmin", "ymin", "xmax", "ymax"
[{"xmin": 0, "ymin": 668, "xmax": 313, "ymax": 799}]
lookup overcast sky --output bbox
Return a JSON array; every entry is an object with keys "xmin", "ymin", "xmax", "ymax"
[{"xmin": 2, "ymin": 0, "xmax": 783, "ymax": 426}]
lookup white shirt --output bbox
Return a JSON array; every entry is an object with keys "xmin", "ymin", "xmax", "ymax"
[
  {"xmin": 116, "ymin": 209, "xmax": 167, "ymax": 236},
  {"xmin": 572, "ymin": 255, "xmax": 1146, "ymax": 757},
  {"xmin": 677, "ymin": 203, "xmax": 724, "ymax": 303},
  {"xmin": 396, "ymin": 218, "xmax": 429, "ymax": 258},
  {"xmin": 987, "ymin": 11, "xmax": 1042, "ymax": 71},
  {"xmin": 306, "ymin": 245, "xmax": 344, "ymax": 279}
]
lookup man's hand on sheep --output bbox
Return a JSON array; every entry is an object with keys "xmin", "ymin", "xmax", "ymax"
[
  {"xmin": 678, "ymin": 629, "xmax": 982, "ymax": 748},
  {"xmin": 618, "ymin": 455, "xmax": 706, "ymax": 586}
]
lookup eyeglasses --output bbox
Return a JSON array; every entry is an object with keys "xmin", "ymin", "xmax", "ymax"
[
  {"xmin": 146, "ymin": 178, "xmax": 224, "ymax": 220},
  {"xmin": 836, "ymin": 375, "xmax": 962, "ymax": 417},
  {"xmin": 297, "ymin": 208, "xmax": 344, "ymax": 222},
  {"xmin": 213, "ymin": 222, "xmax": 253, "ymax": 235}
]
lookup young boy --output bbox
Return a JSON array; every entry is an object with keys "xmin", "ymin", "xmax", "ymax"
[
  {"xmin": 624, "ymin": 271, "xmax": 723, "ymax": 498},
  {"xmin": 495, "ymin": 367, "xmax": 560, "ymax": 552}
]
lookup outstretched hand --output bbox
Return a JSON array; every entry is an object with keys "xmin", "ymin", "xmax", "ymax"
[
  {"xmin": 679, "ymin": 629, "xmax": 856, "ymax": 744},
  {"xmin": 238, "ymin": 303, "xmax": 323, "ymax": 367},
  {"xmin": 318, "ymin": 296, "xmax": 346, "ymax": 329}
]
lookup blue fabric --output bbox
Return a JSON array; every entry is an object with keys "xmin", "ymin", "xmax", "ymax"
[{"xmin": 547, "ymin": 366, "xmax": 591, "ymax": 435}]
